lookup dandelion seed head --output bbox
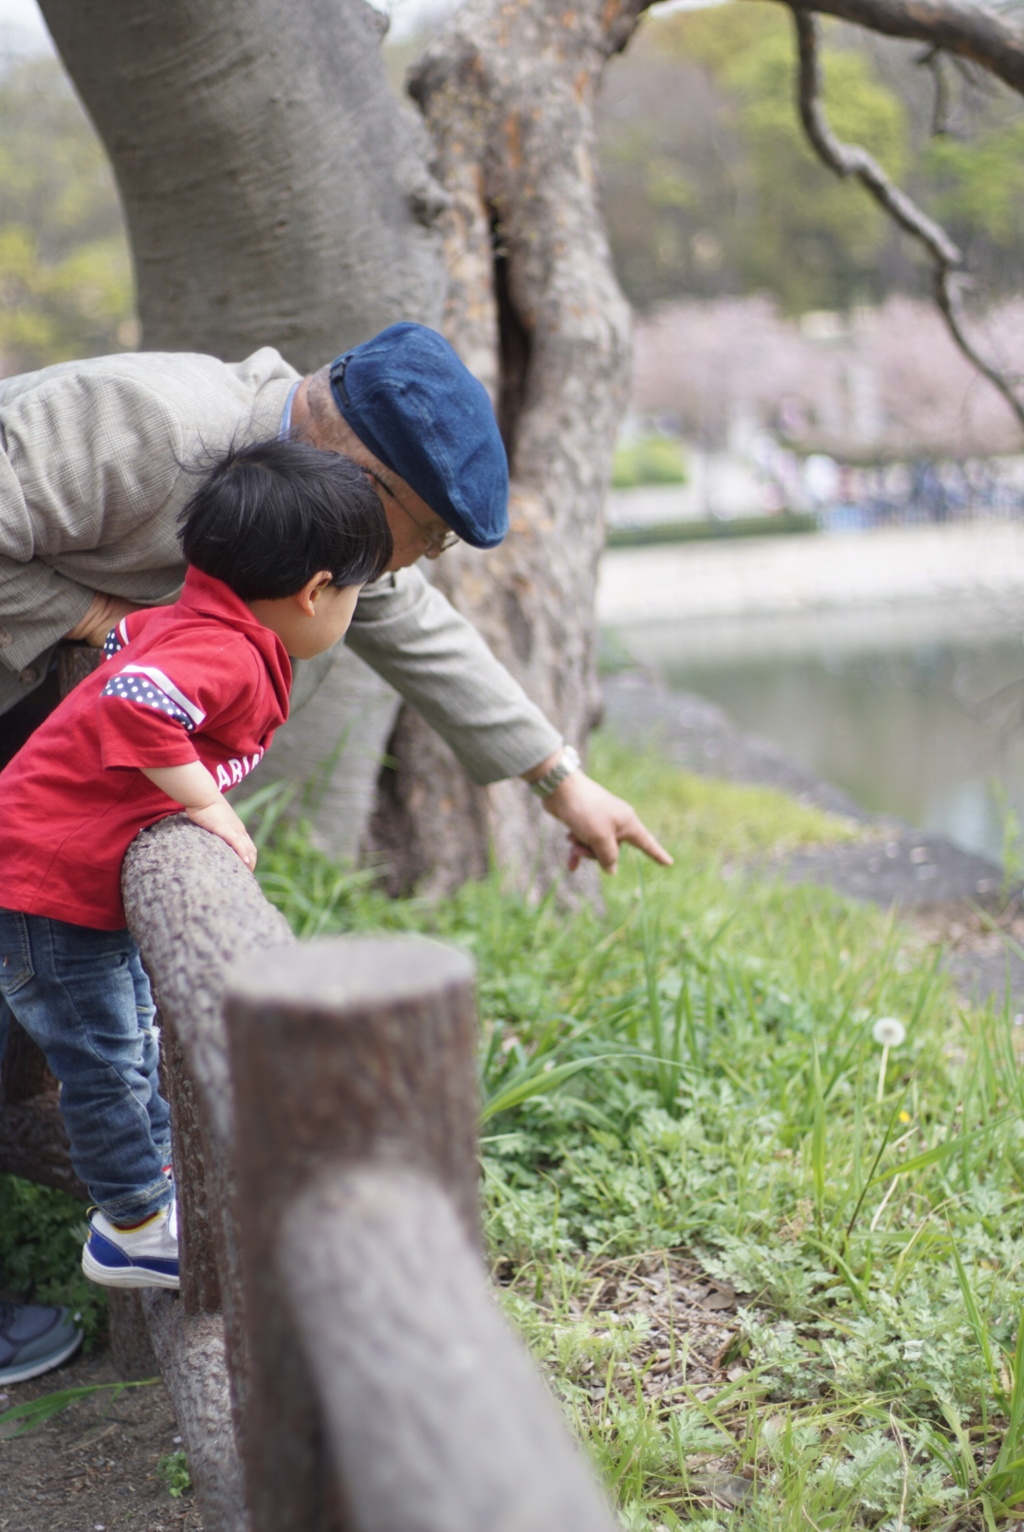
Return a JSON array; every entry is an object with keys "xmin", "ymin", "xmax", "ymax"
[{"xmin": 872, "ymin": 1016, "xmax": 906, "ymax": 1047}]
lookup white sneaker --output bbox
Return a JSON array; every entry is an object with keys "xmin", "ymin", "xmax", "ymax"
[{"xmin": 81, "ymin": 1200, "xmax": 179, "ymax": 1290}]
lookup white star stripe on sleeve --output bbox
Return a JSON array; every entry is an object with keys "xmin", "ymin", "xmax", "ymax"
[
  {"xmin": 117, "ymin": 665, "xmax": 206, "ymax": 727},
  {"xmin": 101, "ymin": 673, "xmax": 197, "ymax": 732}
]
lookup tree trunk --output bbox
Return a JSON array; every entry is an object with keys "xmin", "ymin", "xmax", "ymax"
[
  {"xmin": 36, "ymin": 0, "xmax": 447, "ymax": 869},
  {"xmin": 364, "ymin": 0, "xmax": 650, "ymax": 895},
  {"xmin": 37, "ymin": 0, "xmax": 446, "ymax": 368}
]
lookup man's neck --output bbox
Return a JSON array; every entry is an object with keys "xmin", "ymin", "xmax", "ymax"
[{"xmin": 290, "ymin": 377, "xmax": 312, "ymax": 439}]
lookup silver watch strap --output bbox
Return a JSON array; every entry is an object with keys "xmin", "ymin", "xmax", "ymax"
[{"xmin": 529, "ymin": 745, "xmax": 581, "ymax": 797}]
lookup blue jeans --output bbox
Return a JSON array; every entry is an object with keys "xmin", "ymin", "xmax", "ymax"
[{"xmin": 0, "ymin": 910, "xmax": 172, "ymax": 1224}]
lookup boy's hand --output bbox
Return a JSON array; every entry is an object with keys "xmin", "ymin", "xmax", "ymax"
[
  {"xmin": 185, "ymin": 797, "xmax": 258, "ymax": 871},
  {"xmin": 141, "ymin": 762, "xmax": 258, "ymax": 871},
  {"xmin": 540, "ymin": 770, "xmax": 672, "ymax": 875}
]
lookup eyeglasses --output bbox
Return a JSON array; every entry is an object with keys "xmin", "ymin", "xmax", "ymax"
[{"xmin": 364, "ymin": 468, "xmax": 459, "ymax": 558}]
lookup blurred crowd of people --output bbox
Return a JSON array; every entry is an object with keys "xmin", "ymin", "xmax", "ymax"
[{"xmin": 755, "ymin": 440, "xmax": 1024, "ymax": 530}]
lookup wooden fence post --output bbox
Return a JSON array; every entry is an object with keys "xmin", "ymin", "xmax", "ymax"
[
  {"xmin": 225, "ymin": 936, "xmax": 618, "ymax": 1532},
  {"xmin": 226, "ymin": 936, "xmax": 478, "ymax": 1532},
  {"xmin": 282, "ymin": 1164, "xmax": 620, "ymax": 1532},
  {"xmin": 123, "ymin": 815, "xmax": 295, "ymax": 1532}
]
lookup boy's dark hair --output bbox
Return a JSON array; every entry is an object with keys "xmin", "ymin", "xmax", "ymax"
[{"xmin": 177, "ymin": 438, "xmax": 393, "ymax": 601}]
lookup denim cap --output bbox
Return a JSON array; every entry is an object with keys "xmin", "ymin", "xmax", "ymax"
[{"xmin": 328, "ymin": 322, "xmax": 509, "ymax": 550}]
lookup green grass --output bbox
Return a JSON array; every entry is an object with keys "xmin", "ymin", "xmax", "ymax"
[
  {"xmin": 247, "ymin": 734, "xmax": 1023, "ymax": 1529},
  {"xmin": 605, "ymin": 512, "xmax": 817, "ymax": 548},
  {"xmin": 5, "ymin": 736, "xmax": 1019, "ymax": 1529},
  {"xmin": 612, "ymin": 437, "xmax": 688, "ymax": 489},
  {"xmin": 0, "ymin": 1176, "xmax": 106, "ymax": 1348}
]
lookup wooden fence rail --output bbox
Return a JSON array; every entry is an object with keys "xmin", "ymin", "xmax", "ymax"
[{"xmin": 3, "ymin": 796, "xmax": 618, "ymax": 1532}]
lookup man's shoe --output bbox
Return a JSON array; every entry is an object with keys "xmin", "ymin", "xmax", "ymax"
[
  {"xmin": 0, "ymin": 1301, "xmax": 84, "ymax": 1385},
  {"xmin": 81, "ymin": 1200, "xmax": 179, "ymax": 1290}
]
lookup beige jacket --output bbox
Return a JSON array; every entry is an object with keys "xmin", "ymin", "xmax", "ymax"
[{"xmin": 0, "ymin": 349, "xmax": 560, "ymax": 782}]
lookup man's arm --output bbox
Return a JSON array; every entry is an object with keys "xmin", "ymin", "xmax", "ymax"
[
  {"xmin": 344, "ymin": 566, "xmax": 563, "ymax": 781},
  {"xmin": 345, "ymin": 569, "xmax": 671, "ymax": 873}
]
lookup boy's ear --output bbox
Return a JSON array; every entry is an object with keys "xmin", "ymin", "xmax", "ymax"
[{"xmin": 295, "ymin": 571, "xmax": 334, "ymax": 617}]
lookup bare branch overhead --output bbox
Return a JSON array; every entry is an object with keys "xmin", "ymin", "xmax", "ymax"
[
  {"xmin": 791, "ymin": 9, "xmax": 1024, "ymax": 433},
  {"xmin": 754, "ymin": 0, "xmax": 1024, "ymax": 96}
]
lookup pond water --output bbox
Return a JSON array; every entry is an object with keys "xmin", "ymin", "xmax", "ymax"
[{"xmin": 613, "ymin": 619, "xmax": 1024, "ymax": 865}]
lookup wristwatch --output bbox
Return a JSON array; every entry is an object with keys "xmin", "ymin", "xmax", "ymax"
[{"xmin": 529, "ymin": 745, "xmax": 581, "ymax": 798}]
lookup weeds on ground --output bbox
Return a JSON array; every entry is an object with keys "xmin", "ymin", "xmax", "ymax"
[
  {"xmin": 0, "ymin": 1177, "xmax": 105, "ymax": 1347},
  {"xmin": 250, "ymin": 734, "xmax": 1024, "ymax": 1530},
  {"xmin": 158, "ymin": 1447, "xmax": 192, "ymax": 1498}
]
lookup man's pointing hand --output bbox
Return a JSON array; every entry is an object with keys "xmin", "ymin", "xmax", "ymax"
[{"xmin": 534, "ymin": 766, "xmax": 673, "ymax": 875}]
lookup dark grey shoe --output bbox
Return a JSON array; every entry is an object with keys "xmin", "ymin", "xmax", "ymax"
[{"xmin": 0, "ymin": 1301, "xmax": 83, "ymax": 1385}]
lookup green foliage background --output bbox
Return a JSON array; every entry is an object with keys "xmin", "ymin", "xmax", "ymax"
[
  {"xmin": 0, "ymin": 1175, "xmax": 105, "ymax": 1347},
  {"xmin": 0, "ymin": 56, "xmax": 134, "ymax": 372},
  {"xmin": 599, "ymin": 7, "xmax": 1024, "ymax": 313}
]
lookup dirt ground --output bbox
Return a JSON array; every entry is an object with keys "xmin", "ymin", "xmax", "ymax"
[
  {"xmin": 3, "ymin": 670, "xmax": 1015, "ymax": 1531},
  {"xmin": 0, "ymin": 1345, "xmax": 201, "ymax": 1531}
]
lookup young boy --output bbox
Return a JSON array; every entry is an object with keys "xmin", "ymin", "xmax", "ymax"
[{"xmin": 0, "ymin": 438, "xmax": 391, "ymax": 1291}]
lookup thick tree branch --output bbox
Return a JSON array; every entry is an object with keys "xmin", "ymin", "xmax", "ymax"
[
  {"xmin": 760, "ymin": 0, "xmax": 1024, "ymax": 96},
  {"xmin": 792, "ymin": 9, "xmax": 1024, "ymax": 435}
]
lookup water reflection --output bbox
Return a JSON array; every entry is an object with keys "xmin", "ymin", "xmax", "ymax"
[{"xmin": 615, "ymin": 622, "xmax": 1024, "ymax": 862}]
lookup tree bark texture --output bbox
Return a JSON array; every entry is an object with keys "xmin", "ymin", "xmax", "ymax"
[
  {"xmin": 37, "ymin": 0, "xmax": 447, "ymax": 369},
  {"xmin": 223, "ymin": 936, "xmax": 480, "ymax": 1532},
  {"xmin": 281, "ymin": 1164, "xmax": 620, "ymax": 1532},
  {"xmin": 123, "ymin": 816, "xmax": 295, "ymax": 1320},
  {"xmin": 144, "ymin": 1292, "xmax": 249, "ymax": 1532},
  {"xmin": 364, "ymin": 0, "xmax": 652, "ymax": 896},
  {"xmin": 107, "ymin": 1291, "xmax": 160, "ymax": 1382},
  {"xmin": 0, "ymin": 1094, "xmax": 84, "ymax": 1199},
  {"xmin": 122, "ymin": 816, "xmax": 294, "ymax": 1532}
]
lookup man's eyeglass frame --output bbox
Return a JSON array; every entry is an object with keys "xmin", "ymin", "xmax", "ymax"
[{"xmin": 364, "ymin": 467, "xmax": 459, "ymax": 558}]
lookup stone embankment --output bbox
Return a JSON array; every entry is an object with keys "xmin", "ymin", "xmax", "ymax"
[{"xmin": 598, "ymin": 522, "xmax": 1024, "ymax": 634}]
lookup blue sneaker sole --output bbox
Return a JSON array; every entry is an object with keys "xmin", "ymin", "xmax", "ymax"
[
  {"xmin": 0, "ymin": 1328, "xmax": 83, "ymax": 1385},
  {"xmin": 82, "ymin": 1231, "xmax": 179, "ymax": 1291}
]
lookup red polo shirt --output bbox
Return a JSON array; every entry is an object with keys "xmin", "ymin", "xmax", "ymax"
[{"xmin": 0, "ymin": 567, "xmax": 291, "ymax": 930}]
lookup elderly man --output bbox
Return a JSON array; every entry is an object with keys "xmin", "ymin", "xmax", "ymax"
[{"xmin": 0, "ymin": 321, "xmax": 668, "ymax": 873}]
